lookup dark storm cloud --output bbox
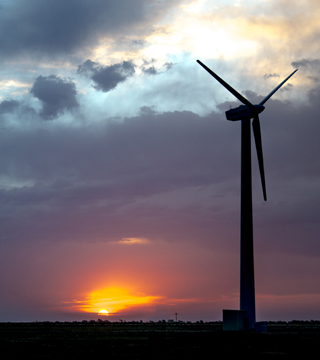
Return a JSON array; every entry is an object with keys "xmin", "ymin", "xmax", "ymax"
[
  {"xmin": 0, "ymin": 83, "xmax": 319, "ymax": 258},
  {"xmin": 0, "ymin": 0, "xmax": 178, "ymax": 59},
  {"xmin": 0, "ymin": 109, "xmax": 234, "ymax": 187},
  {"xmin": 0, "ymin": 0, "xmax": 151, "ymax": 58},
  {"xmin": 0, "ymin": 108, "xmax": 238, "ymax": 244},
  {"xmin": 30, "ymin": 75, "xmax": 78, "ymax": 119},
  {"xmin": 0, "ymin": 100, "xmax": 20, "ymax": 114},
  {"xmin": 77, "ymin": 60, "xmax": 135, "ymax": 92}
]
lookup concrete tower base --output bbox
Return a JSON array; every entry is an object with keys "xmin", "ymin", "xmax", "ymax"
[{"xmin": 223, "ymin": 310, "xmax": 247, "ymax": 331}]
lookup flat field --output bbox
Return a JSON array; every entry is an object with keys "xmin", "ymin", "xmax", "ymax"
[{"xmin": 0, "ymin": 321, "xmax": 319, "ymax": 359}]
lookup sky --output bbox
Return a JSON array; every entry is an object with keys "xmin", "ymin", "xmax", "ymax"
[{"xmin": 0, "ymin": 0, "xmax": 319, "ymax": 323}]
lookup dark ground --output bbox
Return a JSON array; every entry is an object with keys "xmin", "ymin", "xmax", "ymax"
[{"xmin": 0, "ymin": 321, "xmax": 319, "ymax": 359}]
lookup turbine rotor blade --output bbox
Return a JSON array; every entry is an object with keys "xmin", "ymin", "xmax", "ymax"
[
  {"xmin": 259, "ymin": 69, "xmax": 298, "ymax": 106},
  {"xmin": 252, "ymin": 115, "xmax": 267, "ymax": 201},
  {"xmin": 197, "ymin": 60, "xmax": 253, "ymax": 108}
]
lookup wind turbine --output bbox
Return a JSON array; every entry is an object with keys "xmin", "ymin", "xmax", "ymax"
[{"xmin": 197, "ymin": 60, "xmax": 297, "ymax": 329}]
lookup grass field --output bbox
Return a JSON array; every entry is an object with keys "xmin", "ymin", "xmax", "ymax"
[{"xmin": 1, "ymin": 321, "xmax": 319, "ymax": 359}]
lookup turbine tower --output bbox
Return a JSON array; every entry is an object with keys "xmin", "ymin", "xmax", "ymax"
[{"xmin": 197, "ymin": 60, "xmax": 297, "ymax": 329}]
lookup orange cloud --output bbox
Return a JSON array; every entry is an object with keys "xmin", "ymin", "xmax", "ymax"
[{"xmin": 117, "ymin": 237, "xmax": 150, "ymax": 245}]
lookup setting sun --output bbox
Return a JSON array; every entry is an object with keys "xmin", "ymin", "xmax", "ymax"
[{"xmin": 98, "ymin": 309, "xmax": 109, "ymax": 315}]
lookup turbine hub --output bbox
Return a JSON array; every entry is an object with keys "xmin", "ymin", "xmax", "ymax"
[{"xmin": 254, "ymin": 104, "xmax": 265, "ymax": 115}]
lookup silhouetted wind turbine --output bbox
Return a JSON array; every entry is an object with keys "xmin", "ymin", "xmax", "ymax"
[{"xmin": 197, "ymin": 60, "xmax": 297, "ymax": 329}]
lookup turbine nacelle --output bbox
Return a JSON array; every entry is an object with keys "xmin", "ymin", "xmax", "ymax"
[{"xmin": 226, "ymin": 104, "xmax": 265, "ymax": 121}]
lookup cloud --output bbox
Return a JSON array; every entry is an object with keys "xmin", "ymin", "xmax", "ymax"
[
  {"xmin": 142, "ymin": 66, "xmax": 158, "ymax": 76},
  {"xmin": 291, "ymin": 59, "xmax": 320, "ymax": 72},
  {"xmin": 141, "ymin": 59, "xmax": 159, "ymax": 76},
  {"xmin": 30, "ymin": 75, "xmax": 78, "ymax": 119},
  {"xmin": 280, "ymin": 83, "xmax": 293, "ymax": 92},
  {"xmin": 0, "ymin": 107, "xmax": 238, "ymax": 245},
  {"xmin": 118, "ymin": 238, "xmax": 150, "ymax": 245},
  {"xmin": 141, "ymin": 60, "xmax": 176, "ymax": 76},
  {"xmin": 307, "ymin": 76, "xmax": 320, "ymax": 83},
  {"xmin": 0, "ymin": 81, "xmax": 319, "ymax": 257},
  {"xmin": 307, "ymin": 85, "xmax": 320, "ymax": 105},
  {"xmin": 263, "ymin": 73, "xmax": 280, "ymax": 79},
  {"xmin": 77, "ymin": 60, "xmax": 135, "ymax": 92},
  {"xmin": 164, "ymin": 62, "xmax": 175, "ymax": 71},
  {"xmin": 0, "ymin": 99, "xmax": 20, "ymax": 114}
]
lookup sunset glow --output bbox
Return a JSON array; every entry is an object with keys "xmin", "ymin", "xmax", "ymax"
[{"xmin": 76, "ymin": 288, "xmax": 162, "ymax": 315}]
